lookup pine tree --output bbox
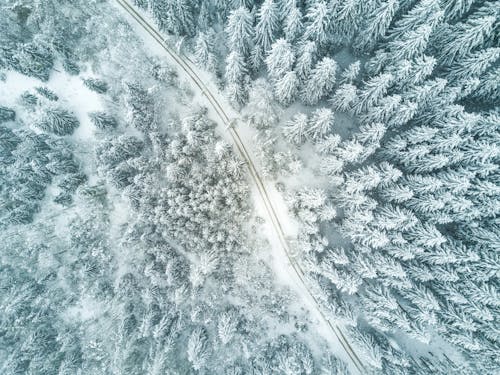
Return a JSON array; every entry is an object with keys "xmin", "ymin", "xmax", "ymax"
[
  {"xmin": 0, "ymin": 106, "xmax": 15, "ymax": 123},
  {"xmin": 284, "ymin": 6, "xmax": 303, "ymax": 42},
  {"xmin": 295, "ymin": 40, "xmax": 317, "ymax": 81},
  {"xmin": 89, "ymin": 111, "xmax": 118, "ymax": 130},
  {"xmin": 387, "ymin": 0, "xmax": 443, "ymax": 40},
  {"xmin": 303, "ymin": 1, "xmax": 331, "ymax": 46},
  {"xmin": 187, "ymin": 327, "xmax": 209, "ymax": 371},
  {"xmin": 330, "ymin": 0, "xmax": 363, "ymax": 44},
  {"xmin": 255, "ymin": 0, "xmax": 280, "ymax": 53},
  {"xmin": 383, "ymin": 24, "xmax": 433, "ymax": 63},
  {"xmin": 194, "ymin": 30, "xmax": 217, "ymax": 73},
  {"xmin": 36, "ymin": 107, "xmax": 80, "ymax": 136},
  {"xmin": 227, "ymin": 80, "xmax": 249, "ymax": 108},
  {"xmin": 217, "ymin": 312, "xmax": 238, "ymax": 345},
  {"xmin": 353, "ymin": 73, "xmax": 393, "ymax": 113},
  {"xmin": 125, "ymin": 82, "xmax": 157, "ymax": 133},
  {"xmin": 174, "ymin": 0, "xmax": 195, "ymax": 36},
  {"xmin": 283, "ymin": 113, "xmax": 308, "ymax": 145},
  {"xmin": 433, "ymin": 15, "xmax": 496, "ymax": 65},
  {"xmin": 12, "ymin": 40, "xmax": 54, "ymax": 81},
  {"xmin": 359, "ymin": 94, "xmax": 402, "ymax": 125},
  {"xmin": 330, "ymin": 83, "xmax": 357, "ymax": 112},
  {"xmin": 274, "ymin": 70, "xmax": 299, "ymax": 105},
  {"xmin": 354, "ymin": 0, "xmax": 399, "ymax": 53},
  {"xmin": 225, "ymin": 50, "xmax": 247, "ymax": 84},
  {"xmin": 301, "ymin": 57, "xmax": 337, "ymax": 105},
  {"xmin": 226, "ymin": 7, "xmax": 254, "ymax": 55},
  {"xmin": 441, "ymin": 0, "xmax": 476, "ymax": 21},
  {"xmin": 83, "ymin": 78, "xmax": 109, "ymax": 94},
  {"xmin": 307, "ymin": 108, "xmax": 334, "ymax": 140},
  {"xmin": 265, "ymin": 38, "xmax": 295, "ymax": 80},
  {"xmin": 244, "ymin": 78, "xmax": 281, "ymax": 128},
  {"xmin": 150, "ymin": 0, "xmax": 194, "ymax": 36},
  {"xmin": 388, "ymin": 55, "xmax": 436, "ymax": 89},
  {"xmin": 447, "ymin": 47, "xmax": 500, "ymax": 85},
  {"xmin": 469, "ymin": 65, "xmax": 499, "ymax": 104},
  {"xmin": 340, "ymin": 61, "xmax": 361, "ymax": 84}
]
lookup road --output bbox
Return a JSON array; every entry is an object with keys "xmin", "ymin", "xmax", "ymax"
[{"xmin": 113, "ymin": 0, "xmax": 366, "ymax": 372}]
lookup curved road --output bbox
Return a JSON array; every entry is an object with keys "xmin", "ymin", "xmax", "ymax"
[{"xmin": 114, "ymin": 0, "xmax": 365, "ymax": 372}]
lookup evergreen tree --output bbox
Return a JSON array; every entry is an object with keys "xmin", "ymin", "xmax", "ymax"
[
  {"xmin": 340, "ymin": 61, "xmax": 361, "ymax": 84},
  {"xmin": 0, "ymin": 106, "xmax": 16, "ymax": 123},
  {"xmin": 255, "ymin": 0, "xmax": 281, "ymax": 53},
  {"xmin": 353, "ymin": 73, "xmax": 393, "ymax": 114},
  {"xmin": 354, "ymin": 0, "xmax": 399, "ymax": 53},
  {"xmin": 383, "ymin": 24, "xmax": 433, "ymax": 63},
  {"xmin": 125, "ymin": 82, "xmax": 157, "ymax": 133},
  {"xmin": 295, "ymin": 40, "xmax": 317, "ymax": 81},
  {"xmin": 150, "ymin": 0, "xmax": 194, "ymax": 36},
  {"xmin": 441, "ymin": 0, "xmax": 476, "ymax": 21},
  {"xmin": 36, "ymin": 107, "xmax": 80, "ymax": 136},
  {"xmin": 330, "ymin": 83, "xmax": 357, "ymax": 112},
  {"xmin": 303, "ymin": 1, "xmax": 331, "ymax": 46},
  {"xmin": 194, "ymin": 30, "xmax": 217, "ymax": 73},
  {"xmin": 274, "ymin": 70, "xmax": 299, "ymax": 105},
  {"xmin": 301, "ymin": 57, "xmax": 337, "ymax": 105},
  {"xmin": 330, "ymin": 0, "xmax": 363, "ymax": 44},
  {"xmin": 387, "ymin": 0, "xmax": 443, "ymax": 40},
  {"xmin": 447, "ymin": 47, "xmax": 500, "ymax": 86},
  {"xmin": 307, "ymin": 108, "xmax": 335, "ymax": 140},
  {"xmin": 83, "ymin": 77, "xmax": 108, "ymax": 94},
  {"xmin": 283, "ymin": 113, "xmax": 309, "ymax": 145},
  {"xmin": 225, "ymin": 50, "xmax": 247, "ymax": 85},
  {"xmin": 187, "ymin": 327, "xmax": 209, "ymax": 370},
  {"xmin": 265, "ymin": 38, "xmax": 295, "ymax": 80},
  {"xmin": 433, "ymin": 15, "xmax": 496, "ymax": 65},
  {"xmin": 89, "ymin": 111, "xmax": 118, "ymax": 130},
  {"xmin": 226, "ymin": 7, "xmax": 254, "ymax": 55},
  {"xmin": 284, "ymin": 5, "xmax": 303, "ymax": 42},
  {"xmin": 244, "ymin": 78, "xmax": 281, "ymax": 128},
  {"xmin": 12, "ymin": 39, "xmax": 54, "ymax": 81}
]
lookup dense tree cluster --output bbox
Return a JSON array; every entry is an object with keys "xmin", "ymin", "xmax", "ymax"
[
  {"xmin": 263, "ymin": 1, "xmax": 500, "ymax": 373},
  {"xmin": 0, "ymin": 118, "xmax": 85, "ymax": 227},
  {"xmin": 0, "ymin": 0, "xmax": 95, "ymax": 79}
]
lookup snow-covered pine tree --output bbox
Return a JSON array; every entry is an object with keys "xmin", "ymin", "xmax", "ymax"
[
  {"xmin": 226, "ymin": 7, "xmax": 254, "ymax": 55},
  {"xmin": 353, "ymin": 73, "xmax": 393, "ymax": 114},
  {"xmin": 284, "ymin": 5, "xmax": 303, "ymax": 42},
  {"xmin": 255, "ymin": 0, "xmax": 280, "ymax": 53},
  {"xmin": 353, "ymin": 0, "xmax": 399, "ymax": 54},
  {"xmin": 295, "ymin": 40, "xmax": 317, "ymax": 81},
  {"xmin": 283, "ymin": 113, "xmax": 309, "ymax": 145},
  {"xmin": 303, "ymin": 0, "xmax": 331, "ymax": 46},
  {"xmin": 194, "ymin": 30, "xmax": 217, "ymax": 73},
  {"xmin": 330, "ymin": 83, "xmax": 357, "ymax": 112},
  {"xmin": 307, "ymin": 108, "xmax": 335, "ymax": 140},
  {"xmin": 274, "ymin": 70, "xmax": 299, "ymax": 105},
  {"xmin": 187, "ymin": 327, "xmax": 210, "ymax": 371},
  {"xmin": 432, "ymin": 13, "xmax": 496, "ymax": 66},
  {"xmin": 301, "ymin": 57, "xmax": 337, "ymax": 105},
  {"xmin": 225, "ymin": 50, "xmax": 247, "ymax": 86},
  {"xmin": 36, "ymin": 107, "xmax": 80, "ymax": 136},
  {"xmin": 265, "ymin": 38, "xmax": 295, "ymax": 80}
]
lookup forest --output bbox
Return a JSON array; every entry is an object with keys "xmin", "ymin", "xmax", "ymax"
[{"xmin": 0, "ymin": 0, "xmax": 498, "ymax": 374}]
